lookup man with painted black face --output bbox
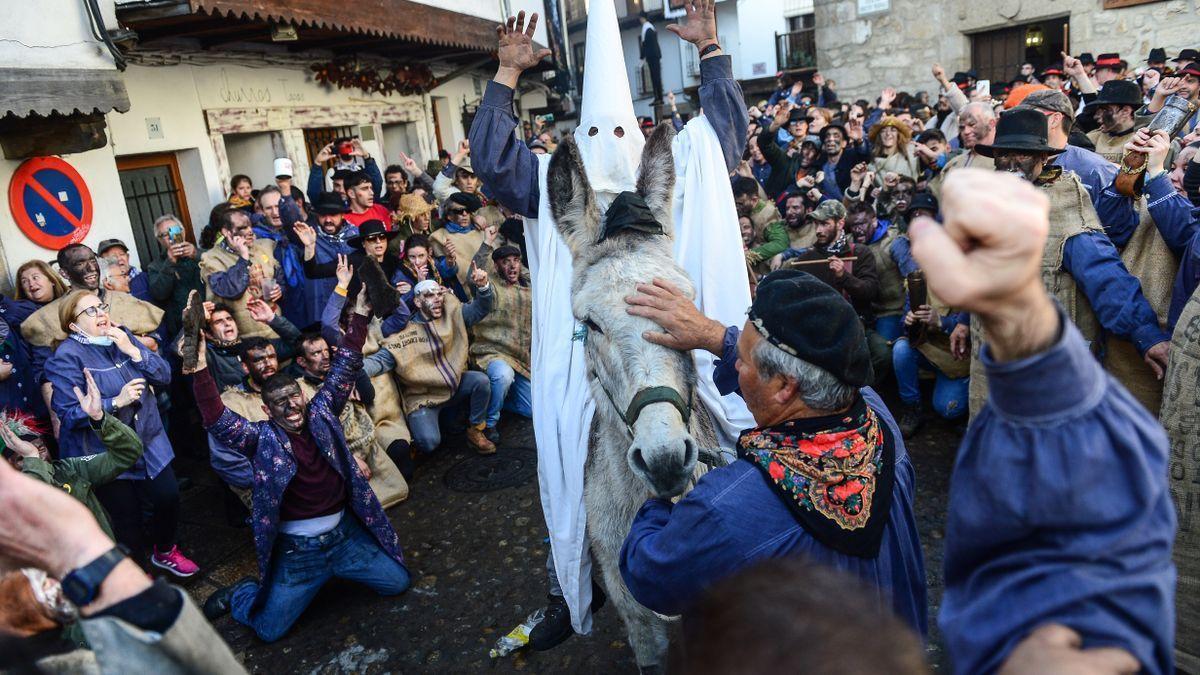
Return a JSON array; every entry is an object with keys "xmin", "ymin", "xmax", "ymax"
[
  {"xmin": 191, "ymin": 291, "xmax": 408, "ymax": 642},
  {"xmin": 967, "ymin": 107, "xmax": 1170, "ymax": 415}
]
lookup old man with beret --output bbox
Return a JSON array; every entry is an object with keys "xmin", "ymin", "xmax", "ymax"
[{"xmin": 618, "ymin": 269, "xmax": 928, "ymax": 636}]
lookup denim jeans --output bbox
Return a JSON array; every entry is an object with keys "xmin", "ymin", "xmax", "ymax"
[
  {"xmin": 873, "ymin": 314, "xmax": 904, "ymax": 342},
  {"xmin": 892, "ymin": 337, "xmax": 968, "ymax": 420},
  {"xmin": 485, "ymin": 360, "xmax": 533, "ymax": 429},
  {"xmin": 407, "ymin": 370, "xmax": 490, "ymax": 453},
  {"xmin": 229, "ymin": 514, "xmax": 409, "ymax": 642}
]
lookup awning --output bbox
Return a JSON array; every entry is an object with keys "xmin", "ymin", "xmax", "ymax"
[{"xmin": 0, "ymin": 68, "xmax": 131, "ymax": 119}]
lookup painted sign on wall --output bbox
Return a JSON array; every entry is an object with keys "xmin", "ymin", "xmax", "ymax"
[{"xmin": 7, "ymin": 157, "xmax": 93, "ymax": 250}]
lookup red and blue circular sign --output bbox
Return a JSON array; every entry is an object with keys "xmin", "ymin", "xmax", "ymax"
[{"xmin": 7, "ymin": 157, "xmax": 93, "ymax": 250}]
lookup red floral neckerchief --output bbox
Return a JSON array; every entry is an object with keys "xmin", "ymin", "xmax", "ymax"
[{"xmin": 737, "ymin": 396, "xmax": 895, "ymax": 558}]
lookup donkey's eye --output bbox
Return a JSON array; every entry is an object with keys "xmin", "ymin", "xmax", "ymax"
[{"xmin": 583, "ymin": 317, "xmax": 604, "ymax": 335}]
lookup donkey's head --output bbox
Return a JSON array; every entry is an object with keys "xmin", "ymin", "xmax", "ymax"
[{"xmin": 548, "ymin": 123, "xmax": 698, "ymax": 498}]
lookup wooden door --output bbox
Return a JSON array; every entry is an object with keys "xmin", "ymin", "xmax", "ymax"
[{"xmin": 115, "ymin": 153, "xmax": 193, "ymax": 267}]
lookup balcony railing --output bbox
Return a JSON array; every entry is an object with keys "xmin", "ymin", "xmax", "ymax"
[{"xmin": 775, "ymin": 28, "xmax": 816, "ymax": 70}]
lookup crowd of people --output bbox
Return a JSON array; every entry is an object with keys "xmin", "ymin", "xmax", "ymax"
[{"xmin": 0, "ymin": 2, "xmax": 1198, "ymax": 670}]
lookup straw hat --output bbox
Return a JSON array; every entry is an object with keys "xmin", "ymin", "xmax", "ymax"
[
  {"xmin": 868, "ymin": 116, "xmax": 912, "ymax": 146},
  {"xmin": 397, "ymin": 193, "xmax": 436, "ymax": 221}
]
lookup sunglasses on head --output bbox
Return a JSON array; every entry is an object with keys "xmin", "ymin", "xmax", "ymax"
[{"xmin": 76, "ymin": 302, "xmax": 110, "ymax": 318}]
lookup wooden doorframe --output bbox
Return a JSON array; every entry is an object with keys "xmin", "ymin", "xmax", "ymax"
[{"xmin": 114, "ymin": 152, "xmax": 194, "ymax": 241}]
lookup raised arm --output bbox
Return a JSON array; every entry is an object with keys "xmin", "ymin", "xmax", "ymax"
[
  {"xmin": 188, "ymin": 340, "xmax": 258, "ymax": 455},
  {"xmin": 316, "ymin": 295, "xmax": 370, "ymax": 418}
]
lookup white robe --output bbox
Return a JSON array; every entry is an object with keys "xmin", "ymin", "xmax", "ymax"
[{"xmin": 526, "ymin": 116, "xmax": 754, "ymax": 632}]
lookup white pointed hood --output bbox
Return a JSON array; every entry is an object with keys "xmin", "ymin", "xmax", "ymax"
[{"xmin": 573, "ymin": 0, "xmax": 645, "ymax": 195}]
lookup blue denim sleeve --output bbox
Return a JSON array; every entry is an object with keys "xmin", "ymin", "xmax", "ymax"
[
  {"xmin": 1095, "ymin": 182, "xmax": 1140, "ymax": 248},
  {"xmin": 1062, "ymin": 231, "xmax": 1170, "ymax": 354},
  {"xmin": 307, "ymin": 164, "xmax": 325, "ymax": 198},
  {"xmin": 363, "ymin": 157, "xmax": 383, "ymax": 198},
  {"xmin": 1170, "ymin": 234, "xmax": 1200, "ymax": 328},
  {"xmin": 380, "ymin": 303, "xmax": 413, "ymax": 337},
  {"xmin": 696, "ymin": 56, "xmax": 749, "ymax": 173},
  {"xmin": 890, "ymin": 236, "xmax": 919, "ymax": 277},
  {"xmin": 320, "ymin": 290, "xmax": 347, "ymax": 345},
  {"xmin": 713, "ymin": 325, "xmax": 741, "ymax": 397},
  {"xmin": 940, "ymin": 313, "xmax": 1175, "ymax": 675},
  {"xmin": 1145, "ymin": 173, "xmax": 1200, "ymax": 255},
  {"xmin": 469, "ymin": 82, "xmax": 542, "ymax": 219},
  {"xmin": 207, "ymin": 257, "xmax": 250, "ymax": 299}
]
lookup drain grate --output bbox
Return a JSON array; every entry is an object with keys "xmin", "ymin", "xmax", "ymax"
[{"xmin": 443, "ymin": 447, "xmax": 538, "ymax": 493}]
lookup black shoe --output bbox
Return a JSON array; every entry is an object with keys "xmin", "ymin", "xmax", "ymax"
[
  {"xmin": 897, "ymin": 402, "xmax": 922, "ymax": 439},
  {"xmin": 529, "ymin": 582, "xmax": 607, "ymax": 651},
  {"xmin": 387, "ymin": 440, "xmax": 414, "ymax": 481},
  {"xmin": 203, "ymin": 577, "xmax": 255, "ymax": 621},
  {"xmin": 485, "ymin": 426, "xmax": 501, "ymax": 445}
]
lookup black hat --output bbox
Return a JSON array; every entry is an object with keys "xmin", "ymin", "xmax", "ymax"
[
  {"xmin": 950, "ymin": 71, "xmax": 971, "ymax": 87},
  {"xmin": 1173, "ymin": 48, "xmax": 1199, "ymax": 63},
  {"xmin": 904, "ymin": 192, "xmax": 939, "ymax": 219},
  {"xmin": 1095, "ymin": 53, "xmax": 1125, "ymax": 70},
  {"xmin": 975, "ymin": 108, "xmax": 1063, "ymax": 158},
  {"xmin": 491, "ymin": 245, "xmax": 522, "ymax": 262},
  {"xmin": 788, "ymin": 107, "xmax": 808, "ymax": 124},
  {"xmin": 748, "ymin": 270, "xmax": 872, "ymax": 387},
  {"xmin": 97, "ymin": 238, "xmax": 128, "ymax": 255},
  {"xmin": 312, "ymin": 191, "xmax": 346, "ymax": 216},
  {"xmin": 1078, "ymin": 52, "xmax": 1096, "ymax": 65},
  {"xmin": 347, "ymin": 220, "xmax": 399, "ymax": 249},
  {"xmin": 1147, "ymin": 47, "xmax": 1167, "ymax": 63},
  {"xmin": 446, "ymin": 192, "xmax": 483, "ymax": 213},
  {"xmin": 819, "ymin": 123, "xmax": 849, "ymax": 142},
  {"xmin": 1084, "ymin": 80, "xmax": 1143, "ymax": 111},
  {"xmin": 1180, "ymin": 62, "xmax": 1200, "ymax": 79}
]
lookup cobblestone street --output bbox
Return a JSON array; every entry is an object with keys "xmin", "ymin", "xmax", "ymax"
[{"xmin": 168, "ymin": 404, "xmax": 962, "ymax": 673}]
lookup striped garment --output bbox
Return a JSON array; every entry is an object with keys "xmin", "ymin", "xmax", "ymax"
[{"xmin": 382, "ymin": 294, "xmax": 471, "ymax": 415}]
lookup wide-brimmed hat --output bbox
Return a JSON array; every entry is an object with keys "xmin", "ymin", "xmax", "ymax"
[
  {"xmin": 1147, "ymin": 47, "xmax": 1168, "ymax": 63},
  {"xmin": 1173, "ymin": 48, "xmax": 1199, "ymax": 63},
  {"xmin": 311, "ymin": 191, "xmax": 346, "ymax": 216},
  {"xmin": 1095, "ymin": 53, "xmax": 1126, "ymax": 70},
  {"xmin": 1083, "ymin": 80, "xmax": 1143, "ymax": 112},
  {"xmin": 868, "ymin": 116, "xmax": 912, "ymax": 145},
  {"xmin": 974, "ymin": 108, "xmax": 1063, "ymax": 158},
  {"xmin": 1078, "ymin": 53, "xmax": 1096, "ymax": 65},
  {"xmin": 347, "ymin": 220, "xmax": 399, "ymax": 248},
  {"xmin": 1040, "ymin": 64, "xmax": 1064, "ymax": 77},
  {"xmin": 787, "ymin": 107, "xmax": 808, "ymax": 125},
  {"xmin": 1179, "ymin": 63, "xmax": 1200, "ymax": 79},
  {"xmin": 396, "ymin": 193, "xmax": 435, "ymax": 221}
]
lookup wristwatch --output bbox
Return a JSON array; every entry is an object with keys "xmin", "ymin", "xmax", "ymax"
[{"xmin": 62, "ymin": 545, "xmax": 129, "ymax": 606}]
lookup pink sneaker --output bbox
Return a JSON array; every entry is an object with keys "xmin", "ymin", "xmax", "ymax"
[{"xmin": 151, "ymin": 545, "xmax": 199, "ymax": 578}]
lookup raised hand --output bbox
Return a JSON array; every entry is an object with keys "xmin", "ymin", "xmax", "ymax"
[
  {"xmin": 667, "ymin": 91, "xmax": 677, "ymax": 107},
  {"xmin": 880, "ymin": 87, "xmax": 897, "ymax": 108},
  {"xmin": 202, "ymin": 300, "xmax": 215, "ymax": 322},
  {"xmin": 229, "ymin": 234, "xmax": 250, "ymax": 260},
  {"xmin": 666, "ymin": 0, "xmax": 718, "ymax": 49},
  {"xmin": 246, "ymin": 297, "xmax": 276, "ymax": 324},
  {"xmin": 1154, "ymin": 76, "xmax": 1183, "ymax": 99},
  {"xmin": 470, "ymin": 262, "xmax": 489, "ymax": 289},
  {"xmin": 399, "ymin": 151, "xmax": 421, "ymax": 175},
  {"xmin": 0, "ymin": 420, "xmax": 40, "ymax": 458},
  {"xmin": 335, "ymin": 253, "xmax": 354, "ymax": 288},
  {"xmin": 453, "ymin": 139, "xmax": 471, "ymax": 166},
  {"xmin": 771, "ymin": 101, "xmax": 792, "ymax": 131},
  {"xmin": 931, "ymin": 63, "xmax": 947, "ymax": 84},
  {"xmin": 496, "ymin": 12, "xmax": 551, "ymax": 75},
  {"xmin": 292, "ymin": 221, "xmax": 316, "ymax": 249},
  {"xmin": 484, "ymin": 225, "xmax": 500, "ymax": 246},
  {"xmin": 909, "ymin": 168, "xmax": 1056, "ymax": 362},
  {"xmin": 72, "ymin": 369, "xmax": 103, "ymax": 421},
  {"xmin": 1124, "ymin": 128, "xmax": 1172, "ymax": 173}
]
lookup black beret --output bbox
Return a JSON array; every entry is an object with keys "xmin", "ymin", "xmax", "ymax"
[
  {"xmin": 748, "ymin": 270, "xmax": 872, "ymax": 387},
  {"xmin": 447, "ymin": 191, "xmax": 483, "ymax": 212}
]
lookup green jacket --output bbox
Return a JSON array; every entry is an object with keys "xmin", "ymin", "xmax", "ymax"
[
  {"xmin": 20, "ymin": 414, "xmax": 144, "ymax": 540},
  {"xmin": 749, "ymin": 199, "xmax": 790, "ymax": 261}
]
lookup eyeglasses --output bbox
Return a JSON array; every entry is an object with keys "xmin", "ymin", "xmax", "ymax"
[
  {"xmin": 75, "ymin": 303, "xmax": 110, "ymax": 318},
  {"xmin": 363, "ymin": 234, "xmax": 388, "ymax": 243},
  {"xmin": 446, "ymin": 208, "xmax": 469, "ymax": 216}
]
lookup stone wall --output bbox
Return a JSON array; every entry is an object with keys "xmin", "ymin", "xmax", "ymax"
[{"xmin": 814, "ymin": 0, "xmax": 1200, "ymax": 102}]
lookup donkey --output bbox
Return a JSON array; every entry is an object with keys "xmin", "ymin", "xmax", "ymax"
[{"xmin": 547, "ymin": 122, "xmax": 719, "ymax": 671}]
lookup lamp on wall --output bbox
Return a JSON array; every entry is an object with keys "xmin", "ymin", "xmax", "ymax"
[{"xmin": 1025, "ymin": 26, "xmax": 1044, "ymax": 48}]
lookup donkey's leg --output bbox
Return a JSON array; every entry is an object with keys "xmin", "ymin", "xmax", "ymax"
[{"xmin": 590, "ymin": 536, "xmax": 669, "ymax": 670}]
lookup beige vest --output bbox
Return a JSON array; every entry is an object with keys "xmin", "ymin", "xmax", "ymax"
[
  {"xmin": 1160, "ymin": 285, "xmax": 1200, "ymax": 674},
  {"xmin": 749, "ymin": 199, "xmax": 783, "ymax": 244},
  {"xmin": 296, "ymin": 379, "xmax": 408, "ymax": 509},
  {"xmin": 470, "ymin": 280, "xmax": 532, "ymax": 379},
  {"xmin": 915, "ymin": 290, "xmax": 970, "ymax": 380},
  {"xmin": 870, "ymin": 149, "xmax": 920, "ymax": 183},
  {"xmin": 929, "ymin": 150, "xmax": 995, "ymax": 201},
  {"xmin": 21, "ymin": 290, "xmax": 165, "ymax": 348},
  {"xmin": 868, "ymin": 227, "xmax": 905, "ymax": 318},
  {"xmin": 382, "ymin": 295, "xmax": 470, "ymax": 414},
  {"xmin": 363, "ymin": 320, "xmax": 412, "ymax": 448},
  {"xmin": 969, "ymin": 171, "xmax": 1103, "ymax": 416},
  {"xmin": 199, "ymin": 239, "xmax": 279, "ymax": 340},
  {"xmin": 1104, "ymin": 202, "xmax": 1177, "ymax": 415},
  {"xmin": 430, "ymin": 227, "xmax": 487, "ymax": 287},
  {"xmin": 1086, "ymin": 127, "xmax": 1140, "ymax": 164},
  {"xmin": 787, "ymin": 223, "xmax": 817, "ymax": 250}
]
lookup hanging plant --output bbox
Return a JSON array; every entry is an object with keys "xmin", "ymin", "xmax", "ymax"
[{"xmin": 311, "ymin": 58, "xmax": 436, "ymax": 96}]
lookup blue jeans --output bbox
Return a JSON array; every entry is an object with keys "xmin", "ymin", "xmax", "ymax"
[
  {"xmin": 485, "ymin": 360, "xmax": 533, "ymax": 429},
  {"xmin": 229, "ymin": 514, "xmax": 409, "ymax": 642},
  {"xmin": 892, "ymin": 337, "xmax": 968, "ymax": 420},
  {"xmin": 407, "ymin": 370, "xmax": 491, "ymax": 453},
  {"xmin": 873, "ymin": 314, "xmax": 904, "ymax": 342}
]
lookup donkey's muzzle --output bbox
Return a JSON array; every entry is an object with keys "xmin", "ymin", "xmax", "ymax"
[{"xmin": 629, "ymin": 435, "xmax": 698, "ymax": 499}]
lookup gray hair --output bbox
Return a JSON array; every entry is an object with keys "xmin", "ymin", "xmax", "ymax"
[
  {"xmin": 153, "ymin": 213, "xmax": 180, "ymax": 230},
  {"xmin": 751, "ymin": 338, "xmax": 857, "ymax": 412},
  {"xmin": 960, "ymin": 101, "xmax": 996, "ymax": 122}
]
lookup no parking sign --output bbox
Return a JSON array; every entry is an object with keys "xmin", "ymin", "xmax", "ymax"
[{"xmin": 7, "ymin": 157, "xmax": 93, "ymax": 250}]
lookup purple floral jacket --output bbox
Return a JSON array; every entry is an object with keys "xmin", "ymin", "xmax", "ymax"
[{"xmin": 205, "ymin": 315, "xmax": 403, "ymax": 609}]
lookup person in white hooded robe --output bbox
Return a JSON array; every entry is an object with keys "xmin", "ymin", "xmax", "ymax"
[{"xmin": 469, "ymin": 2, "xmax": 752, "ymax": 647}]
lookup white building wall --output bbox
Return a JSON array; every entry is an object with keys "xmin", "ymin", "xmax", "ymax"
[
  {"xmin": 0, "ymin": 0, "xmax": 118, "ymax": 71},
  {"xmin": 733, "ymin": 0, "xmax": 786, "ymax": 80}
]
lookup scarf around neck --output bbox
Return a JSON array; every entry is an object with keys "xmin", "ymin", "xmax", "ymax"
[
  {"xmin": 820, "ymin": 229, "xmax": 852, "ymax": 257},
  {"xmin": 737, "ymin": 396, "xmax": 895, "ymax": 558}
]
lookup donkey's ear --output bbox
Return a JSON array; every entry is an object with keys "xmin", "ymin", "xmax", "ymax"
[
  {"xmin": 547, "ymin": 136, "xmax": 601, "ymax": 257},
  {"xmin": 636, "ymin": 122, "xmax": 676, "ymax": 236}
]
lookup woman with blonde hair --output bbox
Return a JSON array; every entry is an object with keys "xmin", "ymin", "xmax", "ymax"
[
  {"xmin": 0, "ymin": 260, "xmax": 67, "ymax": 422},
  {"xmin": 44, "ymin": 290, "xmax": 198, "ymax": 578},
  {"xmin": 868, "ymin": 116, "xmax": 920, "ymax": 182}
]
